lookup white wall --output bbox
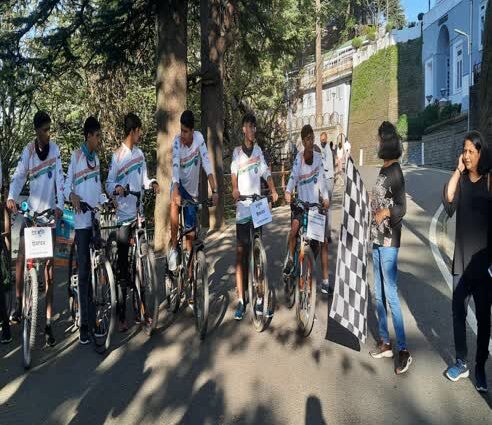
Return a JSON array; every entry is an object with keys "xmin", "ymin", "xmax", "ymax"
[{"xmin": 391, "ymin": 25, "xmax": 422, "ymax": 44}]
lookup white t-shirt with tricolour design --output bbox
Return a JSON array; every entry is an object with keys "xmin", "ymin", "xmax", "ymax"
[{"xmin": 230, "ymin": 144, "xmax": 270, "ymax": 224}]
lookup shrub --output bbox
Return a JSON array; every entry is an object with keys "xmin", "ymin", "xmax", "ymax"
[
  {"xmin": 397, "ymin": 114, "xmax": 409, "ymax": 139},
  {"xmin": 352, "ymin": 37, "xmax": 363, "ymax": 49}
]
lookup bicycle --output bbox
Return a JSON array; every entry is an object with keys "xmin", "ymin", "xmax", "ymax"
[
  {"xmin": 67, "ymin": 197, "xmax": 117, "ymax": 351},
  {"xmin": 12, "ymin": 203, "xmax": 55, "ymax": 368},
  {"xmin": 238, "ymin": 194, "xmax": 273, "ymax": 333},
  {"xmin": 165, "ymin": 198, "xmax": 211, "ymax": 340},
  {"xmin": 111, "ymin": 185, "xmax": 159, "ymax": 336},
  {"xmin": 282, "ymin": 198, "xmax": 324, "ymax": 337},
  {"xmin": 1, "ymin": 230, "xmax": 13, "ymax": 325}
]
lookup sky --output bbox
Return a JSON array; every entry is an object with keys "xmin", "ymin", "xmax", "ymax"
[{"xmin": 402, "ymin": 0, "xmax": 434, "ymax": 22}]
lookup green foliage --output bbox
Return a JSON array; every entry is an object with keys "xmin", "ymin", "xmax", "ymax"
[
  {"xmin": 352, "ymin": 37, "xmax": 363, "ymax": 49},
  {"xmin": 397, "ymin": 114, "xmax": 408, "ymax": 139},
  {"xmin": 401, "ymin": 103, "xmax": 464, "ymax": 139},
  {"xmin": 350, "ymin": 45, "xmax": 398, "ymax": 112}
]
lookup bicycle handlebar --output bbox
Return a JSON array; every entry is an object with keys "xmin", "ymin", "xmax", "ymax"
[
  {"xmin": 238, "ymin": 194, "xmax": 273, "ymax": 203},
  {"xmin": 113, "ymin": 184, "xmax": 155, "ymax": 199},
  {"xmin": 15, "ymin": 204, "xmax": 56, "ymax": 224},
  {"xmin": 181, "ymin": 198, "xmax": 214, "ymax": 208},
  {"xmin": 290, "ymin": 198, "xmax": 326, "ymax": 213}
]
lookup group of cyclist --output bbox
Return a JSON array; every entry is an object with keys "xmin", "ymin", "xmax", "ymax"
[
  {"xmin": 0, "ymin": 108, "xmax": 336, "ymax": 347},
  {"xmin": 0, "ymin": 111, "xmax": 160, "ymax": 346}
]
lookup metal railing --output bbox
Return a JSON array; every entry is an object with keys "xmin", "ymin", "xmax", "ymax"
[{"xmin": 289, "ymin": 112, "xmax": 344, "ymax": 132}]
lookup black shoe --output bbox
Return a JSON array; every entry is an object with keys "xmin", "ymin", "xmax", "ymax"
[
  {"xmin": 395, "ymin": 350, "xmax": 413, "ymax": 375},
  {"xmin": 79, "ymin": 325, "xmax": 90, "ymax": 345},
  {"xmin": 321, "ymin": 282, "xmax": 334, "ymax": 295},
  {"xmin": 1, "ymin": 325, "xmax": 12, "ymax": 344},
  {"xmin": 10, "ymin": 302, "xmax": 22, "ymax": 324},
  {"xmin": 45, "ymin": 324, "xmax": 56, "ymax": 347},
  {"xmin": 475, "ymin": 364, "xmax": 488, "ymax": 393}
]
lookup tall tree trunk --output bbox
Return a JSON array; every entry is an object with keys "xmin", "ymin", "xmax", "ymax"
[
  {"xmin": 480, "ymin": 1, "xmax": 492, "ymax": 147},
  {"xmin": 199, "ymin": 0, "xmax": 232, "ymax": 230},
  {"xmin": 155, "ymin": 0, "xmax": 188, "ymax": 252}
]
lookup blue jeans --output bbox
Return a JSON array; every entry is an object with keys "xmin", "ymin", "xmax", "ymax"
[{"xmin": 372, "ymin": 244, "xmax": 407, "ymax": 351}]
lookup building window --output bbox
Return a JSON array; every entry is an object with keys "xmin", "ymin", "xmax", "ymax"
[
  {"xmin": 480, "ymin": 1, "xmax": 487, "ymax": 51},
  {"xmin": 454, "ymin": 42, "xmax": 463, "ymax": 92},
  {"xmin": 336, "ymin": 85, "xmax": 342, "ymax": 100}
]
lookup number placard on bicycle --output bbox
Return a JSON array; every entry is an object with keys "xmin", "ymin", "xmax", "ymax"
[
  {"xmin": 250, "ymin": 197, "xmax": 272, "ymax": 229},
  {"xmin": 24, "ymin": 227, "xmax": 54, "ymax": 259},
  {"xmin": 306, "ymin": 210, "xmax": 325, "ymax": 242}
]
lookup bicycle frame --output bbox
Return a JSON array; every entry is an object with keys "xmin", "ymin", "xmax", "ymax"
[
  {"xmin": 290, "ymin": 200, "xmax": 324, "ymax": 284},
  {"xmin": 81, "ymin": 202, "xmax": 115, "ymax": 310},
  {"xmin": 122, "ymin": 187, "xmax": 155, "ymax": 316},
  {"xmin": 175, "ymin": 199, "xmax": 207, "ymax": 283}
]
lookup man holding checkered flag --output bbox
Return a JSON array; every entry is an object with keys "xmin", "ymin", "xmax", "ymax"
[{"xmin": 330, "ymin": 121, "xmax": 412, "ymax": 375}]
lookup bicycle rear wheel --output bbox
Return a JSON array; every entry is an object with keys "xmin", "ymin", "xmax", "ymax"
[
  {"xmin": 1, "ymin": 239, "xmax": 13, "ymax": 321},
  {"xmin": 192, "ymin": 250, "xmax": 209, "ymax": 340},
  {"xmin": 93, "ymin": 260, "xmax": 117, "ymax": 352},
  {"xmin": 295, "ymin": 245, "xmax": 317, "ymax": 337},
  {"xmin": 165, "ymin": 252, "xmax": 181, "ymax": 314},
  {"xmin": 23, "ymin": 268, "xmax": 41, "ymax": 369},
  {"xmin": 67, "ymin": 240, "xmax": 79, "ymax": 328},
  {"xmin": 138, "ymin": 241, "xmax": 159, "ymax": 336},
  {"xmin": 248, "ymin": 236, "xmax": 270, "ymax": 332}
]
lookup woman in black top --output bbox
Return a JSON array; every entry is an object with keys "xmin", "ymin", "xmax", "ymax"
[
  {"xmin": 443, "ymin": 131, "xmax": 491, "ymax": 393},
  {"xmin": 369, "ymin": 122, "xmax": 412, "ymax": 375}
]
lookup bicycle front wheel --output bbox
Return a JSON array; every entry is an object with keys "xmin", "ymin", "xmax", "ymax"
[
  {"xmin": 281, "ymin": 233, "xmax": 296, "ymax": 309},
  {"xmin": 93, "ymin": 260, "xmax": 117, "ymax": 352},
  {"xmin": 193, "ymin": 250, "xmax": 209, "ymax": 340},
  {"xmin": 1, "ymin": 239, "xmax": 14, "ymax": 320},
  {"xmin": 23, "ymin": 268, "xmax": 41, "ymax": 369},
  {"xmin": 138, "ymin": 243, "xmax": 159, "ymax": 336},
  {"xmin": 248, "ymin": 236, "xmax": 270, "ymax": 333},
  {"xmin": 67, "ymin": 240, "xmax": 79, "ymax": 328},
  {"xmin": 295, "ymin": 245, "xmax": 317, "ymax": 337}
]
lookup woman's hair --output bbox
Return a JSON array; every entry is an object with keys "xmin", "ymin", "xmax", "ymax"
[
  {"xmin": 377, "ymin": 121, "xmax": 402, "ymax": 160},
  {"xmin": 463, "ymin": 130, "xmax": 490, "ymax": 176}
]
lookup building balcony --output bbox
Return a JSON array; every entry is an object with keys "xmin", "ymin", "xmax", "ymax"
[{"xmin": 300, "ymin": 56, "xmax": 353, "ymax": 90}]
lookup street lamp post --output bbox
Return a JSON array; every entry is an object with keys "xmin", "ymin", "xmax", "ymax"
[{"xmin": 454, "ymin": 28, "xmax": 472, "ymax": 131}]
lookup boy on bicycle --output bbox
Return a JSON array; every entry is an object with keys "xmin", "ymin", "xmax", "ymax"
[
  {"xmin": 7, "ymin": 111, "xmax": 64, "ymax": 346},
  {"xmin": 64, "ymin": 116, "xmax": 103, "ymax": 344},
  {"xmin": 283, "ymin": 124, "xmax": 330, "ymax": 276},
  {"xmin": 106, "ymin": 113, "xmax": 160, "ymax": 332},
  {"xmin": 167, "ymin": 110, "xmax": 218, "ymax": 272},
  {"xmin": 231, "ymin": 113, "xmax": 278, "ymax": 321}
]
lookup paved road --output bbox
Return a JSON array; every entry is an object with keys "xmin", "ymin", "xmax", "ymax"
[{"xmin": 0, "ymin": 166, "xmax": 490, "ymax": 425}]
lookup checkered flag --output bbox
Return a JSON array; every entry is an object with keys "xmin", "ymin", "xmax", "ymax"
[{"xmin": 329, "ymin": 157, "xmax": 371, "ymax": 343}]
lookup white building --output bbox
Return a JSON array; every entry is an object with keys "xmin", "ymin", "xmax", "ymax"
[
  {"xmin": 287, "ymin": 25, "xmax": 422, "ymax": 152},
  {"xmin": 422, "ymin": 0, "xmax": 488, "ymax": 110}
]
